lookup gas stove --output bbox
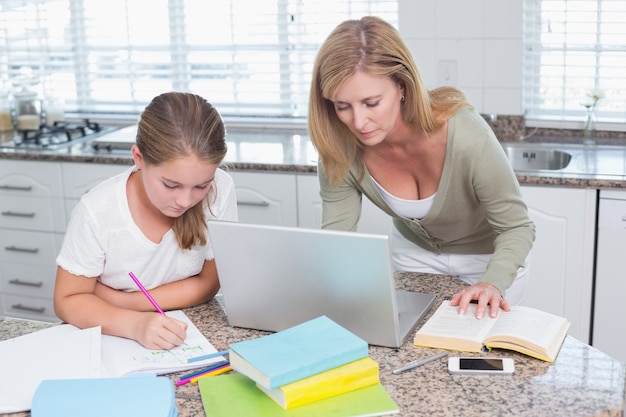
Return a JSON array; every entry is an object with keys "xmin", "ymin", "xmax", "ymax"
[
  {"xmin": 90, "ymin": 125, "xmax": 138, "ymax": 152},
  {"xmin": 0, "ymin": 119, "xmax": 119, "ymax": 150}
]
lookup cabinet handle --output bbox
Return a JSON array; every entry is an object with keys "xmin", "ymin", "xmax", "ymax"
[
  {"xmin": 237, "ymin": 199, "xmax": 270, "ymax": 207},
  {"xmin": 9, "ymin": 278, "xmax": 44, "ymax": 288},
  {"xmin": 10, "ymin": 303, "xmax": 46, "ymax": 314},
  {"xmin": 0, "ymin": 184, "xmax": 33, "ymax": 192},
  {"xmin": 4, "ymin": 245, "xmax": 40, "ymax": 254},
  {"xmin": 1, "ymin": 210, "xmax": 36, "ymax": 218}
]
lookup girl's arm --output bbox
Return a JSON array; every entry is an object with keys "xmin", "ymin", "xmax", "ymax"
[
  {"xmin": 54, "ymin": 266, "xmax": 188, "ymax": 349},
  {"xmin": 92, "ymin": 259, "xmax": 220, "ymax": 311}
]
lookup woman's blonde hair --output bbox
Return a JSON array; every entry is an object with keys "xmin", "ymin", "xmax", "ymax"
[
  {"xmin": 308, "ymin": 16, "xmax": 470, "ymax": 187},
  {"xmin": 136, "ymin": 92, "xmax": 227, "ymax": 250}
]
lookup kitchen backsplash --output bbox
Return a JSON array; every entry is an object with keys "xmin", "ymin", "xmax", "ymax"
[{"xmin": 488, "ymin": 115, "xmax": 626, "ymax": 145}]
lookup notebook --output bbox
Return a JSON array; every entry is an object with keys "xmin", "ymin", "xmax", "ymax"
[{"xmin": 208, "ymin": 221, "xmax": 436, "ymax": 348}]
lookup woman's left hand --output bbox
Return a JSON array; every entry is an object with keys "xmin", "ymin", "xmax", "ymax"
[{"xmin": 450, "ymin": 282, "xmax": 510, "ymax": 319}]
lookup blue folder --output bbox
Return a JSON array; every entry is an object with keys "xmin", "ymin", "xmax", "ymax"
[{"xmin": 31, "ymin": 375, "xmax": 177, "ymax": 417}]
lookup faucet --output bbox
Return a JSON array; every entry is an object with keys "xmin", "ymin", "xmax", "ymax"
[{"xmin": 480, "ymin": 113, "xmax": 497, "ymax": 123}]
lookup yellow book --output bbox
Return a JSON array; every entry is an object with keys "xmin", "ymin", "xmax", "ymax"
[
  {"xmin": 256, "ymin": 357, "xmax": 379, "ymax": 409},
  {"xmin": 413, "ymin": 300, "xmax": 570, "ymax": 362}
]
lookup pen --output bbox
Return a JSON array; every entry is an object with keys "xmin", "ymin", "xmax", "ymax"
[
  {"xmin": 392, "ymin": 352, "xmax": 447, "ymax": 374},
  {"xmin": 129, "ymin": 271, "xmax": 165, "ymax": 314}
]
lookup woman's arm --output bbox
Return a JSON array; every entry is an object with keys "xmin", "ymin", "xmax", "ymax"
[{"xmin": 318, "ymin": 161, "xmax": 363, "ymax": 231}]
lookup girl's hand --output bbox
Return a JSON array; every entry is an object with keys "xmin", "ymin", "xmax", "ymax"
[{"xmin": 131, "ymin": 313, "xmax": 188, "ymax": 350}]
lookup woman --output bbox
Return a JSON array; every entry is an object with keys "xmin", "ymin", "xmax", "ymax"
[
  {"xmin": 54, "ymin": 92, "xmax": 237, "ymax": 349},
  {"xmin": 308, "ymin": 16, "xmax": 534, "ymax": 319}
]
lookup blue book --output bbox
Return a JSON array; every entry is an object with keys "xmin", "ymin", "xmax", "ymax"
[
  {"xmin": 229, "ymin": 316, "xmax": 368, "ymax": 389},
  {"xmin": 30, "ymin": 375, "xmax": 177, "ymax": 417}
]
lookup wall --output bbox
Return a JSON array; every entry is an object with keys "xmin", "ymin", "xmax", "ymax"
[{"xmin": 398, "ymin": 0, "xmax": 523, "ymax": 116}]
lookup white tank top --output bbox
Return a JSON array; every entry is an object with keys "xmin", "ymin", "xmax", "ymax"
[{"xmin": 371, "ymin": 176, "xmax": 436, "ymax": 220}]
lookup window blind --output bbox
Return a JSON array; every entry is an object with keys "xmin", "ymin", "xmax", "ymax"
[
  {"xmin": 523, "ymin": 0, "xmax": 626, "ymax": 128},
  {"xmin": 0, "ymin": 0, "xmax": 398, "ymax": 121}
]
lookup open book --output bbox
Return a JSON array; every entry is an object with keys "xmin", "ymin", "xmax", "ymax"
[
  {"xmin": 413, "ymin": 300, "xmax": 570, "ymax": 362},
  {"xmin": 100, "ymin": 309, "xmax": 225, "ymax": 376}
]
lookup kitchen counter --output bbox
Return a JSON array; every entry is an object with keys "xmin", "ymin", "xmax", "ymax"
[
  {"xmin": 2, "ymin": 272, "xmax": 624, "ymax": 417},
  {"xmin": 2, "ymin": 127, "xmax": 626, "ymax": 188}
]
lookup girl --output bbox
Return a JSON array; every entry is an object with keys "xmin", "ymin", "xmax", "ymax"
[{"xmin": 54, "ymin": 92, "xmax": 237, "ymax": 349}]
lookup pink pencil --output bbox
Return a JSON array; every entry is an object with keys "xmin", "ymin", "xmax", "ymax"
[{"xmin": 129, "ymin": 272, "xmax": 165, "ymax": 314}]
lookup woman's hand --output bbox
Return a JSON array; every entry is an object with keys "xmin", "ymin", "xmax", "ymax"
[
  {"xmin": 449, "ymin": 282, "xmax": 510, "ymax": 319},
  {"xmin": 130, "ymin": 312, "xmax": 188, "ymax": 350}
]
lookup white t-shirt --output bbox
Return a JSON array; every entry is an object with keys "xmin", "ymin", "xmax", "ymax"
[{"xmin": 56, "ymin": 166, "xmax": 238, "ymax": 290}]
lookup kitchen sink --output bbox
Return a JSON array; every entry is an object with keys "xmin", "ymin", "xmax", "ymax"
[{"xmin": 503, "ymin": 146, "xmax": 573, "ymax": 171}]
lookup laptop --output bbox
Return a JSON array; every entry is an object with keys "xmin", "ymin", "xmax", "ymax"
[{"xmin": 208, "ymin": 221, "xmax": 436, "ymax": 348}]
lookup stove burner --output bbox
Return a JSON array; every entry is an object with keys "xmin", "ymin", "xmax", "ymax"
[{"xmin": 17, "ymin": 119, "xmax": 102, "ymax": 147}]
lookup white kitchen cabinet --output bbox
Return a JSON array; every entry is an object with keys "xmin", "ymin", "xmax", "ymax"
[
  {"xmin": 0, "ymin": 160, "xmax": 65, "ymax": 232},
  {"xmin": 592, "ymin": 189, "xmax": 626, "ymax": 362},
  {"xmin": 0, "ymin": 160, "xmax": 65, "ymax": 322},
  {"xmin": 297, "ymin": 174, "xmax": 392, "ymax": 235},
  {"xmin": 519, "ymin": 185, "xmax": 596, "ymax": 343},
  {"xmin": 229, "ymin": 170, "xmax": 298, "ymax": 226},
  {"xmin": 0, "ymin": 161, "xmax": 129, "ymax": 322}
]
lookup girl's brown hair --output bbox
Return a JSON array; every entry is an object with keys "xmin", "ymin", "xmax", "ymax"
[{"xmin": 136, "ymin": 92, "xmax": 227, "ymax": 249}]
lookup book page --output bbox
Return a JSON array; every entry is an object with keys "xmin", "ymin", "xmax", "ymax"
[
  {"xmin": 415, "ymin": 300, "xmax": 498, "ymax": 345},
  {"xmin": 0, "ymin": 325, "xmax": 101, "ymax": 413},
  {"xmin": 485, "ymin": 306, "xmax": 569, "ymax": 350}
]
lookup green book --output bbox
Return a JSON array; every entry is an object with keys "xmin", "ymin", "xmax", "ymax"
[{"xmin": 198, "ymin": 373, "xmax": 399, "ymax": 417}]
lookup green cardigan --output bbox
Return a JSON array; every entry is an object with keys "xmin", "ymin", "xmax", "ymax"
[{"xmin": 317, "ymin": 107, "xmax": 535, "ymax": 295}]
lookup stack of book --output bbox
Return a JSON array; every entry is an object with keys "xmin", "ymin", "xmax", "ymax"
[{"xmin": 199, "ymin": 315, "xmax": 399, "ymax": 416}]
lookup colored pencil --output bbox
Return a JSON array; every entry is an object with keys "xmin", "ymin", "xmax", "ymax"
[
  {"xmin": 179, "ymin": 360, "xmax": 230, "ymax": 380},
  {"xmin": 191, "ymin": 365, "xmax": 232, "ymax": 384},
  {"xmin": 176, "ymin": 363, "xmax": 231, "ymax": 386},
  {"xmin": 187, "ymin": 349, "xmax": 229, "ymax": 363},
  {"xmin": 129, "ymin": 272, "xmax": 165, "ymax": 314}
]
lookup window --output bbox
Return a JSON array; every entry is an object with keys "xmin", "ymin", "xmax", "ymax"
[
  {"xmin": 523, "ymin": 0, "xmax": 626, "ymax": 130},
  {"xmin": 0, "ymin": 0, "xmax": 397, "ymax": 122}
]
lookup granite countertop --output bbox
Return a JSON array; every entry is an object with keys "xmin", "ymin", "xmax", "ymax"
[
  {"xmin": 2, "ymin": 272, "xmax": 624, "ymax": 417},
  {"xmin": 2, "ymin": 127, "xmax": 626, "ymax": 188}
]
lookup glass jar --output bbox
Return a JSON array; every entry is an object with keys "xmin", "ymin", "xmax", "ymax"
[
  {"xmin": 14, "ymin": 90, "xmax": 42, "ymax": 131},
  {"xmin": 44, "ymin": 96, "xmax": 65, "ymax": 126},
  {"xmin": 0, "ymin": 92, "xmax": 12, "ymax": 132}
]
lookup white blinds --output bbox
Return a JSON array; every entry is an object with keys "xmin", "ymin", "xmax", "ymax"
[
  {"xmin": 0, "ymin": 0, "xmax": 398, "ymax": 119},
  {"xmin": 523, "ymin": 0, "xmax": 626, "ymax": 128}
]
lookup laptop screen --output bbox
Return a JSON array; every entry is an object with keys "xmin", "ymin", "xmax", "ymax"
[{"xmin": 208, "ymin": 221, "xmax": 434, "ymax": 347}]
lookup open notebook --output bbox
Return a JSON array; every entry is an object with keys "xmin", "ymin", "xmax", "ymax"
[
  {"xmin": 0, "ymin": 310, "xmax": 223, "ymax": 413},
  {"xmin": 208, "ymin": 221, "xmax": 436, "ymax": 348}
]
